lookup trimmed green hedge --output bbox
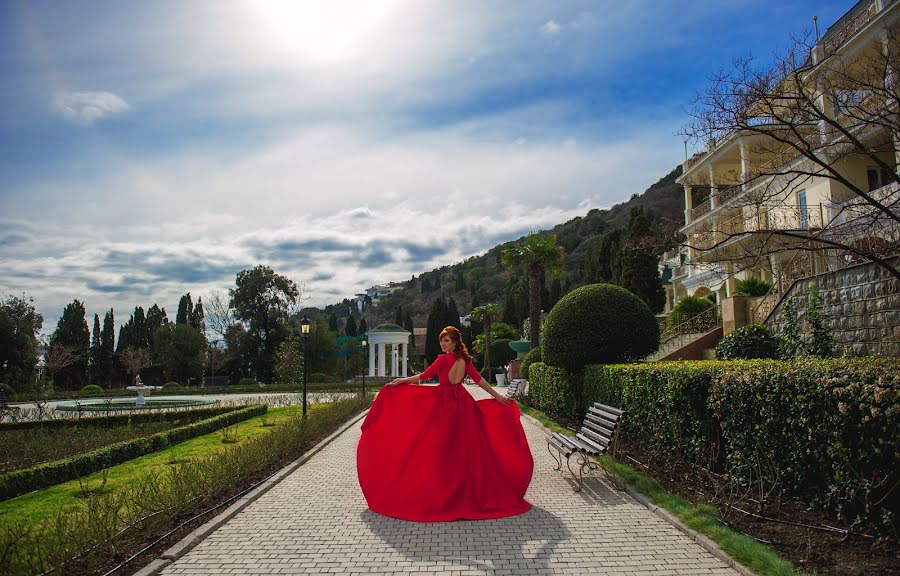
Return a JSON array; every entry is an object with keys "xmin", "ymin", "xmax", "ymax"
[
  {"xmin": 0, "ymin": 405, "xmax": 242, "ymax": 433},
  {"xmin": 0, "ymin": 405, "xmax": 267, "ymax": 500},
  {"xmin": 520, "ymin": 346, "xmax": 541, "ymax": 380},
  {"xmin": 526, "ymin": 363, "xmax": 583, "ymax": 421},
  {"xmin": 585, "ymin": 358, "xmax": 900, "ymax": 535}
]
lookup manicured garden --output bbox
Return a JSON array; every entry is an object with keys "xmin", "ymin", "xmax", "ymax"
[{"xmin": 0, "ymin": 394, "xmax": 371, "ymax": 575}]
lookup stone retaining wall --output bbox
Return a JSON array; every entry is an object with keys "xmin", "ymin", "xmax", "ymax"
[{"xmin": 766, "ymin": 257, "xmax": 900, "ymax": 357}]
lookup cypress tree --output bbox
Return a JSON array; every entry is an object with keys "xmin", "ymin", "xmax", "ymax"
[
  {"xmin": 100, "ymin": 308, "xmax": 115, "ymax": 386},
  {"xmin": 345, "ymin": 314, "xmax": 358, "ymax": 337},
  {"xmin": 446, "ymin": 298, "xmax": 461, "ymax": 329},
  {"xmin": 176, "ymin": 293, "xmax": 192, "ymax": 325},
  {"xmin": 394, "ymin": 305, "xmax": 403, "ymax": 326},
  {"xmin": 191, "ymin": 297, "xmax": 205, "ymax": 332},
  {"xmin": 358, "ymin": 317, "xmax": 368, "ymax": 334},
  {"xmin": 90, "ymin": 314, "xmax": 101, "ymax": 383},
  {"xmin": 50, "ymin": 299, "xmax": 90, "ymax": 389},
  {"xmin": 329, "ymin": 313, "xmax": 338, "ymax": 332}
]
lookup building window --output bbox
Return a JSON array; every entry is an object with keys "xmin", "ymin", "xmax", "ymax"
[
  {"xmin": 867, "ymin": 166, "xmax": 895, "ymax": 192},
  {"xmin": 832, "ymin": 89, "xmax": 871, "ymax": 116},
  {"xmin": 797, "ymin": 191, "xmax": 808, "ymax": 230}
]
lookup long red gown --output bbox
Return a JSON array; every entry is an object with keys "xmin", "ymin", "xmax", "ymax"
[{"xmin": 356, "ymin": 352, "xmax": 534, "ymax": 522}]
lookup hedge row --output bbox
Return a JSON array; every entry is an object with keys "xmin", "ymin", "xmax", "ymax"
[
  {"xmin": 0, "ymin": 405, "xmax": 242, "ymax": 433},
  {"xmin": 9, "ymin": 382, "xmax": 349, "ymax": 403},
  {"xmin": 534, "ymin": 358, "xmax": 899, "ymax": 534},
  {"xmin": 0, "ymin": 404, "xmax": 267, "ymax": 501}
]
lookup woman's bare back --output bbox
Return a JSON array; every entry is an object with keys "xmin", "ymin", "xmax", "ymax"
[{"xmin": 448, "ymin": 357, "xmax": 466, "ymax": 385}]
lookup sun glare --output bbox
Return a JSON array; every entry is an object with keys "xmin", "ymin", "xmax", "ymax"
[{"xmin": 245, "ymin": 0, "xmax": 400, "ymax": 65}]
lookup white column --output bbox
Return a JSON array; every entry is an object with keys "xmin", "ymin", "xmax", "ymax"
[
  {"xmin": 368, "ymin": 343, "xmax": 375, "ymax": 376},
  {"xmin": 683, "ymin": 184, "xmax": 693, "ymax": 224},
  {"xmin": 391, "ymin": 343, "xmax": 398, "ymax": 376},
  {"xmin": 378, "ymin": 343, "xmax": 386, "ymax": 376},
  {"xmin": 739, "ymin": 141, "xmax": 750, "ymax": 190},
  {"xmin": 401, "ymin": 342, "xmax": 408, "ymax": 376},
  {"xmin": 708, "ymin": 167, "xmax": 719, "ymax": 210}
]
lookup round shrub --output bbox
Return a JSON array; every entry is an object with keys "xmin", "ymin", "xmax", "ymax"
[
  {"xmin": 162, "ymin": 382, "xmax": 182, "ymax": 391},
  {"xmin": 80, "ymin": 384, "xmax": 104, "ymax": 395},
  {"xmin": 0, "ymin": 383, "xmax": 16, "ymax": 401},
  {"xmin": 734, "ymin": 276, "xmax": 773, "ymax": 297},
  {"xmin": 236, "ymin": 377, "xmax": 257, "ymax": 387},
  {"xmin": 716, "ymin": 324, "xmax": 781, "ymax": 360},
  {"xmin": 542, "ymin": 283, "xmax": 660, "ymax": 372},
  {"xmin": 308, "ymin": 372, "xmax": 334, "ymax": 383},
  {"xmin": 520, "ymin": 346, "xmax": 541, "ymax": 380},
  {"xmin": 489, "ymin": 339, "xmax": 517, "ymax": 367},
  {"xmin": 668, "ymin": 296, "xmax": 716, "ymax": 327}
]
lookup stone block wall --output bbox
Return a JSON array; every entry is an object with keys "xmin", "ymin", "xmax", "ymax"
[{"xmin": 767, "ymin": 257, "xmax": 900, "ymax": 357}]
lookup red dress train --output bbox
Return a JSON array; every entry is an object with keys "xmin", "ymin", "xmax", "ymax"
[{"xmin": 356, "ymin": 353, "xmax": 534, "ymax": 522}]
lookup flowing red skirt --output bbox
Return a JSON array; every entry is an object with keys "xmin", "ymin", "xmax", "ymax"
[{"xmin": 356, "ymin": 383, "xmax": 533, "ymax": 522}]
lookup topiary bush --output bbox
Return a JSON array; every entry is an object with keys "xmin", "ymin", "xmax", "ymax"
[
  {"xmin": 542, "ymin": 283, "xmax": 660, "ymax": 372},
  {"xmin": 734, "ymin": 276, "xmax": 773, "ymax": 297},
  {"xmin": 236, "ymin": 377, "xmax": 257, "ymax": 387},
  {"xmin": 715, "ymin": 324, "xmax": 781, "ymax": 360},
  {"xmin": 161, "ymin": 382, "xmax": 182, "ymax": 391},
  {"xmin": 668, "ymin": 295, "xmax": 716, "ymax": 327},
  {"xmin": 520, "ymin": 346, "xmax": 541, "ymax": 380},
  {"xmin": 308, "ymin": 372, "xmax": 334, "ymax": 383},
  {"xmin": 489, "ymin": 339, "xmax": 517, "ymax": 367},
  {"xmin": 80, "ymin": 384, "xmax": 104, "ymax": 396}
]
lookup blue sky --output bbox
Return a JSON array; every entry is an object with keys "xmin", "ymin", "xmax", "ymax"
[{"xmin": 0, "ymin": 0, "xmax": 851, "ymax": 335}]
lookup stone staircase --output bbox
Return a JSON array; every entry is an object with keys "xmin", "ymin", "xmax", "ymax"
[{"xmin": 646, "ymin": 329, "xmax": 719, "ymax": 362}]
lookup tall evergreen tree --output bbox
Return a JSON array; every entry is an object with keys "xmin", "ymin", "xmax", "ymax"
[
  {"xmin": 455, "ymin": 270, "xmax": 467, "ymax": 291},
  {"xmin": 50, "ymin": 299, "xmax": 90, "ymax": 389},
  {"xmin": 394, "ymin": 305, "xmax": 404, "ymax": 326},
  {"xmin": 0, "ymin": 295, "xmax": 43, "ymax": 392},
  {"xmin": 358, "ymin": 317, "xmax": 368, "ymax": 334},
  {"xmin": 176, "ymin": 293, "xmax": 193, "ymax": 324},
  {"xmin": 329, "ymin": 313, "xmax": 338, "ymax": 332},
  {"xmin": 345, "ymin": 314, "xmax": 358, "ymax": 337},
  {"xmin": 446, "ymin": 298, "xmax": 461, "ymax": 329},
  {"xmin": 425, "ymin": 297, "xmax": 447, "ymax": 363},
  {"xmin": 619, "ymin": 207, "xmax": 666, "ymax": 313},
  {"xmin": 549, "ymin": 277, "xmax": 563, "ymax": 308},
  {"xmin": 100, "ymin": 308, "xmax": 115, "ymax": 386},
  {"xmin": 89, "ymin": 313, "xmax": 102, "ymax": 384},
  {"xmin": 145, "ymin": 305, "xmax": 168, "ymax": 348},
  {"xmin": 191, "ymin": 297, "xmax": 205, "ymax": 332}
]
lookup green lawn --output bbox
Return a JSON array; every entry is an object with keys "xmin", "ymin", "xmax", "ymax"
[
  {"xmin": 0, "ymin": 404, "xmax": 315, "ymax": 527},
  {"xmin": 519, "ymin": 404, "xmax": 809, "ymax": 576}
]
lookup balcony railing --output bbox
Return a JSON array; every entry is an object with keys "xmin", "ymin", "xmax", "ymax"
[{"xmin": 822, "ymin": 0, "xmax": 879, "ymax": 55}]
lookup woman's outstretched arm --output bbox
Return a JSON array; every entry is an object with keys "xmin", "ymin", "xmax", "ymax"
[
  {"xmin": 386, "ymin": 374, "xmax": 422, "ymax": 386},
  {"xmin": 465, "ymin": 362, "xmax": 511, "ymax": 405}
]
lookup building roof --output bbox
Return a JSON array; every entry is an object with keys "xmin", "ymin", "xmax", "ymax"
[{"xmin": 367, "ymin": 323, "xmax": 410, "ymax": 334}]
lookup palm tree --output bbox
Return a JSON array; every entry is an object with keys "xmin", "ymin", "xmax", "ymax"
[
  {"xmin": 470, "ymin": 304, "xmax": 501, "ymax": 381},
  {"xmin": 501, "ymin": 234, "xmax": 564, "ymax": 348}
]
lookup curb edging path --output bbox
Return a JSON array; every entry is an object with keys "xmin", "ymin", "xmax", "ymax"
[{"xmin": 133, "ymin": 408, "xmax": 371, "ymax": 576}]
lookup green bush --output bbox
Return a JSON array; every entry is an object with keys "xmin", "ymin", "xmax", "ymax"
[
  {"xmin": 0, "ymin": 383, "xmax": 16, "ymax": 402},
  {"xmin": 489, "ymin": 339, "xmax": 517, "ymax": 367},
  {"xmin": 0, "ymin": 405, "xmax": 267, "ymax": 500},
  {"xmin": 161, "ymin": 382, "xmax": 182, "ymax": 391},
  {"xmin": 715, "ymin": 324, "xmax": 781, "ymax": 360},
  {"xmin": 80, "ymin": 385, "xmax": 104, "ymax": 395},
  {"xmin": 668, "ymin": 296, "xmax": 716, "ymax": 327},
  {"xmin": 586, "ymin": 358, "xmax": 900, "ymax": 535},
  {"xmin": 236, "ymin": 377, "xmax": 257, "ymax": 387},
  {"xmin": 734, "ymin": 276, "xmax": 773, "ymax": 297},
  {"xmin": 0, "ymin": 405, "xmax": 242, "ymax": 433},
  {"xmin": 525, "ymin": 363, "xmax": 583, "ymax": 419},
  {"xmin": 520, "ymin": 346, "xmax": 541, "ymax": 380},
  {"xmin": 542, "ymin": 283, "xmax": 659, "ymax": 372},
  {"xmin": 308, "ymin": 372, "xmax": 334, "ymax": 383}
]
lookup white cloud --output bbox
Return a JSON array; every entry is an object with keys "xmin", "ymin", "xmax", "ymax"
[
  {"xmin": 53, "ymin": 91, "xmax": 130, "ymax": 125},
  {"xmin": 541, "ymin": 19, "xmax": 561, "ymax": 36}
]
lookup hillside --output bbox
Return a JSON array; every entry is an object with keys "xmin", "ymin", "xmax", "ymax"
[{"xmin": 325, "ymin": 164, "xmax": 684, "ymax": 329}]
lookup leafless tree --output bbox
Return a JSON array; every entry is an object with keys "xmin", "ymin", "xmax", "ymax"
[
  {"xmin": 681, "ymin": 23, "xmax": 900, "ymax": 281},
  {"xmin": 44, "ymin": 344, "xmax": 82, "ymax": 383},
  {"xmin": 117, "ymin": 346, "xmax": 151, "ymax": 384},
  {"xmin": 203, "ymin": 290, "xmax": 234, "ymax": 341}
]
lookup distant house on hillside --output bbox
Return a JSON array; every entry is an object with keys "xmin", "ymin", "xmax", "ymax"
[{"xmin": 365, "ymin": 282, "xmax": 404, "ymax": 305}]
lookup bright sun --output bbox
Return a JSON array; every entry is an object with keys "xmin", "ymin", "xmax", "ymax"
[{"xmin": 245, "ymin": 0, "xmax": 400, "ymax": 65}]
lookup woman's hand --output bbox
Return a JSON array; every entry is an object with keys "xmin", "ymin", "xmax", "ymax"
[
  {"xmin": 386, "ymin": 378, "xmax": 407, "ymax": 387},
  {"xmin": 493, "ymin": 394, "xmax": 512, "ymax": 406}
]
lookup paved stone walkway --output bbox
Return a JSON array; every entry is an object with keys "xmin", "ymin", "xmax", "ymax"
[{"xmin": 161, "ymin": 387, "xmax": 740, "ymax": 575}]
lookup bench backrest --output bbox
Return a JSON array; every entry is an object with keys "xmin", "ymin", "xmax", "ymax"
[
  {"xmin": 0, "ymin": 389, "xmax": 7, "ymax": 408},
  {"xmin": 577, "ymin": 403, "xmax": 624, "ymax": 456}
]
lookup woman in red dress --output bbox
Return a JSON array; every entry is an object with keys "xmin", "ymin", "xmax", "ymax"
[{"xmin": 356, "ymin": 326, "xmax": 534, "ymax": 522}]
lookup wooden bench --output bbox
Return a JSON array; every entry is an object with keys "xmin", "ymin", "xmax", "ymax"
[
  {"xmin": 547, "ymin": 402, "xmax": 625, "ymax": 492},
  {"xmin": 506, "ymin": 379, "xmax": 527, "ymax": 398}
]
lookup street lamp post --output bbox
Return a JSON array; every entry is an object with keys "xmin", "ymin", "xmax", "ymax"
[
  {"xmin": 300, "ymin": 315, "xmax": 311, "ymax": 417},
  {"xmin": 361, "ymin": 335, "xmax": 368, "ymax": 397}
]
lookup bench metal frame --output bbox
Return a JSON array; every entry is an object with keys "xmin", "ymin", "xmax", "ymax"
[
  {"xmin": 547, "ymin": 402, "xmax": 625, "ymax": 492},
  {"xmin": 505, "ymin": 379, "xmax": 526, "ymax": 398}
]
